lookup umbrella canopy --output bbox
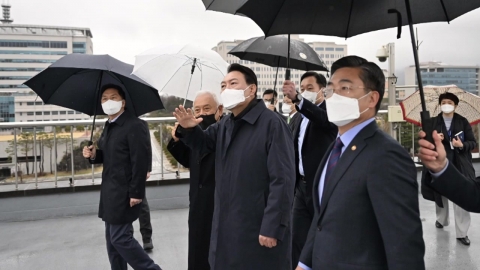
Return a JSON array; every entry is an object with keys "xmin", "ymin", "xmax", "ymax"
[
  {"xmin": 229, "ymin": 36, "xmax": 328, "ymax": 72},
  {"xmin": 133, "ymin": 44, "xmax": 228, "ymax": 102},
  {"xmin": 400, "ymin": 85, "xmax": 480, "ymax": 126},
  {"xmin": 208, "ymin": 1, "xmax": 480, "ymax": 39},
  {"xmin": 25, "ymin": 54, "xmax": 163, "ymax": 117}
]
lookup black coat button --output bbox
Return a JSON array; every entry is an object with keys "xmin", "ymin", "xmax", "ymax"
[
  {"xmin": 199, "ymin": 184, "xmax": 203, "ymax": 188},
  {"xmin": 317, "ymin": 225, "xmax": 322, "ymax": 231}
]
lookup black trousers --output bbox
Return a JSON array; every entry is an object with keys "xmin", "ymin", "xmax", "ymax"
[
  {"xmin": 291, "ymin": 180, "xmax": 315, "ymax": 270},
  {"xmin": 139, "ymin": 196, "xmax": 153, "ymax": 242},
  {"xmin": 105, "ymin": 222, "xmax": 161, "ymax": 270}
]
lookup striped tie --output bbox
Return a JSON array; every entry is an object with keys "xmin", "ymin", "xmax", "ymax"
[{"xmin": 325, "ymin": 137, "xmax": 344, "ymax": 182}]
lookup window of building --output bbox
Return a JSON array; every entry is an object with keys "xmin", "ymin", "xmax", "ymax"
[
  {"xmin": 325, "ymin": 55, "xmax": 329, "ymax": 58},
  {"xmin": 0, "ymin": 76, "xmax": 32, "ymax": 80},
  {"xmin": 326, "ymin": 47, "xmax": 334, "ymax": 51},
  {"xmin": 335, "ymin": 48, "xmax": 344, "ymax": 51},
  {"xmin": 44, "ymin": 111, "xmax": 51, "ymax": 115},
  {"xmin": 27, "ymin": 112, "xmax": 34, "ymax": 115},
  {"xmin": 19, "ymin": 112, "xmax": 22, "ymax": 116},
  {"xmin": 0, "ymin": 59, "xmax": 57, "ymax": 63},
  {"xmin": 52, "ymin": 111, "xmax": 59, "ymax": 115},
  {"xmin": 330, "ymin": 54, "xmax": 335, "ymax": 58},
  {"xmin": 35, "ymin": 102, "xmax": 42, "ymax": 105},
  {"xmin": 315, "ymin": 47, "xmax": 324, "ymax": 51},
  {"xmin": 0, "ymin": 50, "xmax": 68, "ymax": 55},
  {"xmin": 27, "ymin": 102, "xmax": 34, "ymax": 106},
  {"xmin": 72, "ymin": 42, "xmax": 87, "ymax": 54},
  {"xmin": 437, "ymin": 68, "xmax": 444, "ymax": 72},
  {"xmin": 0, "ymin": 67, "xmax": 44, "ymax": 72},
  {"xmin": 0, "ymin": 40, "xmax": 67, "ymax": 48},
  {"xmin": 68, "ymin": 111, "xmax": 74, "ymax": 114},
  {"xmin": 76, "ymin": 111, "xmax": 82, "ymax": 114},
  {"xmin": 35, "ymin": 112, "xmax": 42, "ymax": 115},
  {"xmin": 60, "ymin": 111, "xmax": 66, "ymax": 115}
]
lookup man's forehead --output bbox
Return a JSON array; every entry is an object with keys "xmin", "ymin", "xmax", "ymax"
[
  {"xmin": 223, "ymin": 71, "xmax": 244, "ymax": 82},
  {"xmin": 102, "ymin": 89, "xmax": 119, "ymax": 95},
  {"xmin": 194, "ymin": 94, "xmax": 216, "ymax": 106}
]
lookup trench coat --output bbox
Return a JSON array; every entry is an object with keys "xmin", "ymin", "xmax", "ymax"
[
  {"xmin": 90, "ymin": 112, "xmax": 150, "ymax": 224},
  {"xmin": 421, "ymin": 112, "xmax": 477, "ymax": 207},
  {"xmin": 167, "ymin": 138, "xmax": 215, "ymax": 270},
  {"xmin": 177, "ymin": 100, "xmax": 295, "ymax": 270}
]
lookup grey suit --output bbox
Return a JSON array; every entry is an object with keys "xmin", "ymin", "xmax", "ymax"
[{"xmin": 300, "ymin": 121, "xmax": 425, "ymax": 270}]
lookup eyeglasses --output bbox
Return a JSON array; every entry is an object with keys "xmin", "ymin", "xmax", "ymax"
[{"xmin": 323, "ymin": 85, "xmax": 368, "ymax": 98}]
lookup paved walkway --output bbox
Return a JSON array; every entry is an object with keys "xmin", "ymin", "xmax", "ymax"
[{"xmin": 1, "ymin": 194, "xmax": 480, "ymax": 269}]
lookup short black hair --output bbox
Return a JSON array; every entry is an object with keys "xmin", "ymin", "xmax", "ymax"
[
  {"xmin": 101, "ymin": 84, "xmax": 126, "ymax": 100},
  {"xmin": 263, "ymin": 89, "xmax": 278, "ymax": 98},
  {"xmin": 438, "ymin": 92, "xmax": 459, "ymax": 105},
  {"xmin": 227, "ymin": 63, "xmax": 258, "ymax": 90},
  {"xmin": 331, "ymin": 56, "xmax": 385, "ymax": 112},
  {"xmin": 301, "ymin": 71, "xmax": 327, "ymax": 88}
]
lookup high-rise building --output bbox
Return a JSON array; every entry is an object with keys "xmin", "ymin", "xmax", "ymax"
[
  {"xmin": 0, "ymin": 3, "xmax": 93, "ymax": 125},
  {"xmin": 212, "ymin": 35, "xmax": 348, "ymax": 100},
  {"xmin": 405, "ymin": 62, "xmax": 480, "ymax": 95}
]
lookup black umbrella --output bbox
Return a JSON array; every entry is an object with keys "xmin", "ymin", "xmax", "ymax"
[
  {"xmin": 203, "ymin": 0, "xmax": 480, "ymax": 142},
  {"xmin": 24, "ymin": 54, "xmax": 164, "ymax": 143},
  {"xmin": 229, "ymin": 35, "xmax": 328, "ymax": 102}
]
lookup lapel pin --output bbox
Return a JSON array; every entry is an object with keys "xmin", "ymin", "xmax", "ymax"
[{"xmin": 351, "ymin": 145, "xmax": 357, "ymax": 151}]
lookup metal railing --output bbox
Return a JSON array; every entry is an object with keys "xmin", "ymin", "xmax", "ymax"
[{"xmin": 0, "ymin": 117, "xmax": 177, "ymax": 191}]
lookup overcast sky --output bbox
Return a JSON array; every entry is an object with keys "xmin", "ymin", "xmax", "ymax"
[{"xmin": 10, "ymin": 0, "xmax": 480, "ymax": 83}]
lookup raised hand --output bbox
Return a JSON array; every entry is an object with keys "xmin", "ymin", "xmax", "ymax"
[{"xmin": 173, "ymin": 105, "xmax": 203, "ymax": 129}]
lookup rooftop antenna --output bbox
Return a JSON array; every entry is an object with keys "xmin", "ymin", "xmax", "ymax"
[{"xmin": 0, "ymin": 0, "xmax": 13, "ymax": 24}]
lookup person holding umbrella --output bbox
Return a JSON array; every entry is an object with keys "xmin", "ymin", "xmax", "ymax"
[
  {"xmin": 83, "ymin": 84, "xmax": 162, "ymax": 270},
  {"xmin": 283, "ymin": 71, "xmax": 337, "ymax": 268},
  {"xmin": 173, "ymin": 63, "xmax": 295, "ymax": 270},
  {"xmin": 420, "ymin": 92, "xmax": 476, "ymax": 245},
  {"xmin": 296, "ymin": 56, "xmax": 425, "ymax": 270}
]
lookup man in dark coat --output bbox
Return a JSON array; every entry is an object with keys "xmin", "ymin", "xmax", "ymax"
[
  {"xmin": 283, "ymin": 72, "xmax": 337, "ymax": 268},
  {"xmin": 296, "ymin": 56, "xmax": 425, "ymax": 270},
  {"xmin": 420, "ymin": 92, "xmax": 476, "ymax": 245},
  {"xmin": 83, "ymin": 84, "xmax": 161, "ymax": 270},
  {"xmin": 263, "ymin": 89, "xmax": 288, "ymax": 122},
  {"xmin": 173, "ymin": 64, "xmax": 295, "ymax": 270},
  {"xmin": 168, "ymin": 90, "xmax": 223, "ymax": 270}
]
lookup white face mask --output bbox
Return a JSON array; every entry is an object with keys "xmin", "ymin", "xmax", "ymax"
[
  {"xmin": 282, "ymin": 103, "xmax": 292, "ymax": 114},
  {"xmin": 221, "ymin": 85, "xmax": 252, "ymax": 110},
  {"xmin": 264, "ymin": 101, "xmax": 272, "ymax": 108},
  {"xmin": 441, "ymin": 104, "xmax": 455, "ymax": 114},
  {"xmin": 301, "ymin": 90, "xmax": 321, "ymax": 103},
  {"xmin": 326, "ymin": 93, "xmax": 370, "ymax": 127},
  {"xmin": 102, "ymin": 99, "xmax": 123, "ymax": 115}
]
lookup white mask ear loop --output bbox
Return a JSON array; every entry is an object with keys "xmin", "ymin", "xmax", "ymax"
[{"xmin": 358, "ymin": 91, "xmax": 372, "ymax": 115}]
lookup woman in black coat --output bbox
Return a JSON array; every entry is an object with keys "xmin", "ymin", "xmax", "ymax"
[{"xmin": 421, "ymin": 92, "xmax": 477, "ymax": 245}]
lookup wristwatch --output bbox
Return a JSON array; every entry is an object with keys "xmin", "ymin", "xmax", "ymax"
[{"xmin": 291, "ymin": 92, "xmax": 303, "ymax": 104}]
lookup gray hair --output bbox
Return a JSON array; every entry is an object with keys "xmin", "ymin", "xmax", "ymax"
[{"xmin": 194, "ymin": 90, "xmax": 222, "ymax": 107}]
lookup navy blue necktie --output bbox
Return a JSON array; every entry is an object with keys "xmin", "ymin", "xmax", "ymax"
[{"xmin": 325, "ymin": 137, "xmax": 344, "ymax": 182}]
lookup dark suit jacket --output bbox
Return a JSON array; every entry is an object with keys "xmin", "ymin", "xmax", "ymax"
[
  {"xmin": 90, "ymin": 112, "xmax": 150, "ymax": 224},
  {"xmin": 293, "ymin": 100, "xmax": 337, "ymax": 204},
  {"xmin": 288, "ymin": 112, "xmax": 302, "ymax": 133},
  {"xmin": 300, "ymin": 121, "xmax": 425, "ymax": 270},
  {"xmin": 421, "ymin": 113, "xmax": 476, "ymax": 207},
  {"xmin": 427, "ymin": 163, "xmax": 480, "ymax": 213}
]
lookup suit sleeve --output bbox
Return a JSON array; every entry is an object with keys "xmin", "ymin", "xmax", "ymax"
[
  {"xmin": 145, "ymin": 122, "xmax": 152, "ymax": 172},
  {"xmin": 459, "ymin": 118, "xmax": 476, "ymax": 153},
  {"xmin": 176, "ymin": 122, "xmax": 218, "ymax": 156},
  {"xmin": 366, "ymin": 144, "xmax": 425, "ymax": 270},
  {"xmin": 88, "ymin": 149, "xmax": 104, "ymax": 164},
  {"xmin": 127, "ymin": 121, "xmax": 150, "ymax": 199},
  {"xmin": 260, "ymin": 120, "xmax": 296, "ymax": 241},
  {"xmin": 428, "ymin": 163, "xmax": 480, "ymax": 213},
  {"xmin": 297, "ymin": 98, "xmax": 336, "ymax": 131},
  {"xmin": 167, "ymin": 138, "xmax": 191, "ymax": 168}
]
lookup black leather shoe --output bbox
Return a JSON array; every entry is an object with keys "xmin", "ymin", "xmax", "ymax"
[
  {"xmin": 435, "ymin": 221, "xmax": 444, "ymax": 228},
  {"xmin": 143, "ymin": 240, "xmax": 154, "ymax": 251},
  {"xmin": 458, "ymin": 237, "xmax": 471, "ymax": 246}
]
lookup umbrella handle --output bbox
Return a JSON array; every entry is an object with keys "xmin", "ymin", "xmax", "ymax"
[{"xmin": 421, "ymin": 111, "xmax": 436, "ymax": 149}]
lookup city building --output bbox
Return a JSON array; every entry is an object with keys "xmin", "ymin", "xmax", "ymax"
[
  {"xmin": 0, "ymin": 3, "xmax": 93, "ymax": 125},
  {"xmin": 212, "ymin": 35, "xmax": 348, "ymax": 100},
  {"xmin": 405, "ymin": 62, "xmax": 479, "ymax": 95}
]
